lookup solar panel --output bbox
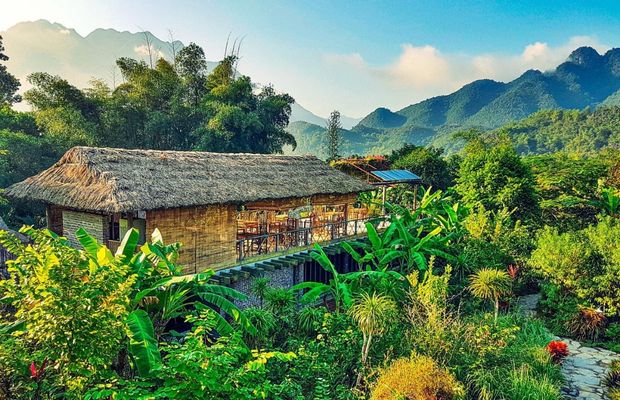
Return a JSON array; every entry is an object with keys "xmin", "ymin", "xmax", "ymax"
[{"xmin": 370, "ymin": 169, "xmax": 422, "ymax": 183}]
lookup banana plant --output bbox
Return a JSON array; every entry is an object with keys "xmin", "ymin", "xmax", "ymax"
[
  {"xmin": 126, "ymin": 309, "xmax": 162, "ymax": 377},
  {"xmin": 291, "ymin": 243, "xmax": 353, "ymax": 313},
  {"xmin": 77, "ymin": 228, "xmax": 255, "ymax": 377},
  {"xmin": 589, "ymin": 186, "xmax": 620, "ymax": 217},
  {"xmin": 341, "ymin": 222, "xmax": 405, "ymax": 271}
]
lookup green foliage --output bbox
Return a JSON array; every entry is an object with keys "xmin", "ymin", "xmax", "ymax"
[
  {"xmin": 0, "ymin": 227, "xmax": 135, "ymax": 397},
  {"xmin": 292, "ymin": 243, "xmax": 353, "ymax": 313},
  {"xmin": 452, "ymin": 314, "xmax": 562, "ymax": 400},
  {"xmin": 348, "ymin": 292, "xmax": 397, "ymax": 367},
  {"xmin": 469, "ymin": 268, "xmax": 512, "ymax": 322},
  {"xmin": 0, "ymin": 35, "xmax": 21, "ymax": 105},
  {"xmin": 406, "ymin": 266, "xmax": 463, "ymax": 365},
  {"xmin": 456, "ymin": 136, "xmax": 540, "ymax": 222},
  {"xmin": 89, "ymin": 312, "xmax": 296, "ymax": 400},
  {"xmin": 126, "ymin": 309, "xmax": 162, "ymax": 377},
  {"xmin": 325, "ymin": 110, "xmax": 342, "ymax": 161},
  {"xmin": 242, "ymin": 307, "xmax": 277, "ymax": 349},
  {"xmin": 390, "ymin": 144, "xmax": 454, "ymax": 190},
  {"xmin": 496, "ymin": 107, "xmax": 620, "ymax": 155},
  {"xmin": 530, "ymin": 217, "xmax": 620, "ymax": 317},
  {"xmin": 524, "ymin": 152, "xmax": 611, "ymax": 230}
]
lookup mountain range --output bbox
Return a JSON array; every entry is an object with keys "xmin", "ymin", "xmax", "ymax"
[
  {"xmin": 4, "ymin": 20, "xmax": 620, "ymax": 155},
  {"xmin": 288, "ymin": 45, "xmax": 620, "ymax": 156},
  {"xmin": 1, "ymin": 20, "xmax": 361, "ymax": 128}
]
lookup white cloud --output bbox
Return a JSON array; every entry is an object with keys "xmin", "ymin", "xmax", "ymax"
[
  {"xmin": 133, "ymin": 44, "xmax": 165, "ymax": 59},
  {"xmin": 323, "ymin": 53, "xmax": 365, "ymax": 69},
  {"xmin": 324, "ymin": 35, "xmax": 610, "ymax": 97},
  {"xmin": 381, "ymin": 44, "xmax": 450, "ymax": 86},
  {"xmin": 59, "ymin": 28, "xmax": 71, "ymax": 35}
]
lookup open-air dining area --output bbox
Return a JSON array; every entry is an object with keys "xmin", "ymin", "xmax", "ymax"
[{"xmin": 236, "ymin": 202, "xmax": 376, "ymax": 261}]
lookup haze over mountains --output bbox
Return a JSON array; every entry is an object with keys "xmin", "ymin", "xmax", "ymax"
[
  {"xmin": 4, "ymin": 20, "xmax": 620, "ymax": 155},
  {"xmin": 289, "ymin": 45, "xmax": 620, "ymax": 156},
  {"xmin": 1, "ymin": 20, "xmax": 361, "ymax": 128}
]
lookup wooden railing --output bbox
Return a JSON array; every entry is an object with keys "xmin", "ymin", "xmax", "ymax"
[{"xmin": 236, "ymin": 216, "xmax": 384, "ymax": 262}]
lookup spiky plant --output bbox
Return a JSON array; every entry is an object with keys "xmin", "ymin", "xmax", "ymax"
[
  {"xmin": 565, "ymin": 307, "xmax": 606, "ymax": 341},
  {"xmin": 469, "ymin": 268, "xmax": 511, "ymax": 323},
  {"xmin": 605, "ymin": 363, "xmax": 620, "ymax": 400},
  {"xmin": 349, "ymin": 292, "xmax": 397, "ymax": 385}
]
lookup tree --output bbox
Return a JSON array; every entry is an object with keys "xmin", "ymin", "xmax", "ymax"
[
  {"xmin": 390, "ymin": 144, "xmax": 454, "ymax": 190},
  {"xmin": 325, "ymin": 110, "xmax": 342, "ymax": 161},
  {"xmin": 468, "ymin": 268, "xmax": 511, "ymax": 322},
  {"xmin": 175, "ymin": 42, "xmax": 208, "ymax": 107},
  {"xmin": 456, "ymin": 136, "xmax": 539, "ymax": 223},
  {"xmin": 0, "ymin": 35, "xmax": 20, "ymax": 105}
]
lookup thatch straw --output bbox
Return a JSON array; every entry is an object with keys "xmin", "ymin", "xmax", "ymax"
[{"xmin": 5, "ymin": 147, "xmax": 372, "ymax": 213}]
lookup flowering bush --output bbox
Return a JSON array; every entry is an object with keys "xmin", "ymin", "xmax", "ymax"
[{"xmin": 545, "ymin": 341, "xmax": 569, "ymax": 363}]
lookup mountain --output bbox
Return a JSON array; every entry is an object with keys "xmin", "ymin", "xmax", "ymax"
[
  {"xmin": 349, "ymin": 46, "xmax": 620, "ymax": 153},
  {"xmin": 2, "ymin": 20, "xmax": 189, "ymax": 92},
  {"xmin": 284, "ymin": 121, "xmax": 368, "ymax": 159},
  {"xmin": 2, "ymin": 20, "xmax": 355, "ymax": 129},
  {"xmin": 289, "ymin": 102, "xmax": 361, "ymax": 129}
]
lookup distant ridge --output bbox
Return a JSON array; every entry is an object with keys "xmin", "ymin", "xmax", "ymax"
[
  {"xmin": 1, "ymin": 19, "xmax": 357, "ymax": 126},
  {"xmin": 346, "ymin": 46, "xmax": 620, "ymax": 152}
]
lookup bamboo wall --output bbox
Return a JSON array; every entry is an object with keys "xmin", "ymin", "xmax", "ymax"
[
  {"xmin": 146, "ymin": 205, "xmax": 237, "ymax": 274},
  {"xmin": 44, "ymin": 193, "xmax": 363, "ymax": 275}
]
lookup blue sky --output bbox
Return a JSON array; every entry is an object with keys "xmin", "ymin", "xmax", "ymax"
[{"xmin": 3, "ymin": 0, "xmax": 620, "ymax": 117}]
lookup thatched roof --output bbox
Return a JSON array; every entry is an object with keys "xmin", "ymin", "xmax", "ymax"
[{"xmin": 6, "ymin": 147, "xmax": 372, "ymax": 213}]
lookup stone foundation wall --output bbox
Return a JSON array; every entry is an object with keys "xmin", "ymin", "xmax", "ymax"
[{"xmin": 231, "ymin": 264, "xmax": 304, "ymax": 309}]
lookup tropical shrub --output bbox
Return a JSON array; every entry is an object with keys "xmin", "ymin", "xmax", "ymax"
[
  {"xmin": 406, "ymin": 266, "xmax": 463, "ymax": 365},
  {"xmin": 455, "ymin": 136, "xmax": 540, "ymax": 223},
  {"xmin": 348, "ymin": 292, "xmax": 397, "ymax": 383},
  {"xmin": 242, "ymin": 307, "xmax": 277, "ymax": 349},
  {"xmin": 524, "ymin": 153, "xmax": 607, "ymax": 231},
  {"xmin": 565, "ymin": 307, "xmax": 607, "ymax": 341},
  {"xmin": 505, "ymin": 366, "xmax": 561, "ymax": 400},
  {"xmin": 605, "ymin": 360, "xmax": 620, "ymax": 400},
  {"xmin": 370, "ymin": 354, "xmax": 464, "ymax": 400},
  {"xmin": 0, "ymin": 227, "xmax": 135, "ymax": 398},
  {"xmin": 88, "ymin": 311, "xmax": 296, "ymax": 400},
  {"xmin": 450, "ymin": 315, "xmax": 562, "ymax": 400},
  {"xmin": 530, "ymin": 217, "xmax": 620, "ymax": 317},
  {"xmin": 468, "ymin": 268, "xmax": 512, "ymax": 322}
]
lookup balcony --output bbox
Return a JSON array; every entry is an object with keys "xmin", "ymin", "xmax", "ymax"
[{"xmin": 236, "ymin": 216, "xmax": 382, "ymax": 262}]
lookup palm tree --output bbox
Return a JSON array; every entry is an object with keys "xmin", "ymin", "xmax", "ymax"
[
  {"xmin": 469, "ymin": 268, "xmax": 511, "ymax": 323},
  {"xmin": 348, "ymin": 292, "xmax": 397, "ymax": 385}
]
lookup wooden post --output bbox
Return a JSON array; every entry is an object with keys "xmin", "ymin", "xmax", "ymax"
[
  {"xmin": 381, "ymin": 186, "xmax": 387, "ymax": 215},
  {"xmin": 413, "ymin": 184, "xmax": 418, "ymax": 210}
]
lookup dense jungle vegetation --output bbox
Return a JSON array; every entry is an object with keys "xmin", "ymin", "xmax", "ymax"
[{"xmin": 1, "ymin": 33, "xmax": 620, "ymax": 400}]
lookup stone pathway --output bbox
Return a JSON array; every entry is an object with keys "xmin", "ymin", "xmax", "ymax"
[
  {"xmin": 515, "ymin": 293, "xmax": 618, "ymax": 400},
  {"xmin": 558, "ymin": 337, "xmax": 616, "ymax": 400}
]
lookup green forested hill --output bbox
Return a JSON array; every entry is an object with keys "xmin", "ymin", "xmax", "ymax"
[
  {"xmin": 495, "ymin": 107, "xmax": 620, "ymax": 154},
  {"xmin": 325, "ymin": 46, "xmax": 620, "ymax": 155}
]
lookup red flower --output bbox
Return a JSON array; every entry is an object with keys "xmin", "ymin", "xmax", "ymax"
[
  {"xmin": 29, "ymin": 360, "xmax": 47, "ymax": 380},
  {"xmin": 507, "ymin": 264, "xmax": 519, "ymax": 279},
  {"xmin": 546, "ymin": 340, "xmax": 569, "ymax": 363}
]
